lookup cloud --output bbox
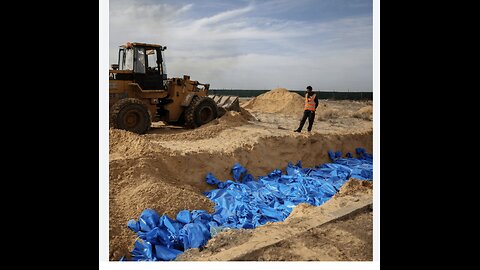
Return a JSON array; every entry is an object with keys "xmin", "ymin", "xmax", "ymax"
[
  {"xmin": 109, "ymin": 0, "xmax": 372, "ymax": 91},
  {"xmin": 166, "ymin": 49, "xmax": 372, "ymax": 90},
  {"xmin": 193, "ymin": 4, "xmax": 254, "ymax": 27}
]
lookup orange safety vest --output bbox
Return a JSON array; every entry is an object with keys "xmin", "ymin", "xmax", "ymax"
[{"xmin": 304, "ymin": 93, "xmax": 316, "ymax": 111}]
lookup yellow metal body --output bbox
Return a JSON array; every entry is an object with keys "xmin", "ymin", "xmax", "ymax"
[{"xmin": 109, "ymin": 71, "xmax": 208, "ymax": 122}]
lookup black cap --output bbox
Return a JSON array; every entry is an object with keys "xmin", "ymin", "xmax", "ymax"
[{"xmin": 306, "ymin": 86, "xmax": 312, "ymax": 91}]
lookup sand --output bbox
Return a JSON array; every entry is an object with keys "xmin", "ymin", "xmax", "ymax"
[
  {"xmin": 353, "ymin": 105, "xmax": 373, "ymax": 121},
  {"xmin": 109, "ymin": 150, "xmax": 216, "ymax": 260},
  {"xmin": 108, "ymin": 88, "xmax": 373, "ymax": 260},
  {"xmin": 242, "ymin": 88, "xmax": 305, "ymax": 115},
  {"xmin": 177, "ymin": 179, "xmax": 373, "ymax": 261}
]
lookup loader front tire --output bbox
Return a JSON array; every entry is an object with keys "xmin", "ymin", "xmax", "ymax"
[
  {"xmin": 110, "ymin": 98, "xmax": 151, "ymax": 134},
  {"xmin": 185, "ymin": 96, "xmax": 218, "ymax": 128}
]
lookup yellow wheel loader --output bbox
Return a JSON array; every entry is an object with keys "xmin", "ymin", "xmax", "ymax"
[{"xmin": 109, "ymin": 42, "xmax": 239, "ymax": 134}]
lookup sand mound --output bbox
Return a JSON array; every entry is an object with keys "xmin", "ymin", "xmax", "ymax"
[
  {"xmin": 148, "ymin": 111, "xmax": 252, "ymax": 142},
  {"xmin": 241, "ymin": 98, "xmax": 255, "ymax": 108},
  {"xmin": 239, "ymin": 107, "xmax": 257, "ymax": 121},
  {"xmin": 335, "ymin": 178, "xmax": 373, "ymax": 198},
  {"xmin": 243, "ymin": 88, "xmax": 304, "ymax": 115},
  {"xmin": 109, "ymin": 128, "xmax": 145, "ymax": 151},
  {"xmin": 219, "ymin": 111, "xmax": 249, "ymax": 125},
  {"xmin": 353, "ymin": 106, "xmax": 373, "ymax": 121},
  {"xmin": 109, "ymin": 129, "xmax": 156, "ymax": 159},
  {"xmin": 109, "ymin": 156, "xmax": 215, "ymax": 260}
]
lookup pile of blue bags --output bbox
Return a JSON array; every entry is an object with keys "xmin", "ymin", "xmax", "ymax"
[{"xmin": 124, "ymin": 148, "xmax": 373, "ymax": 261}]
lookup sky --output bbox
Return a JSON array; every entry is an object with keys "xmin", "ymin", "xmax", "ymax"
[{"xmin": 109, "ymin": 0, "xmax": 373, "ymax": 91}]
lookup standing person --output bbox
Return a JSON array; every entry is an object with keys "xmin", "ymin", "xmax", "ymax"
[{"xmin": 294, "ymin": 86, "xmax": 318, "ymax": 133}]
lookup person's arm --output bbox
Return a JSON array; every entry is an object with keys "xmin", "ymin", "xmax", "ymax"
[{"xmin": 315, "ymin": 94, "xmax": 319, "ymax": 109}]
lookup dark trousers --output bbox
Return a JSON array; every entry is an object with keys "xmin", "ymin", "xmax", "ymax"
[{"xmin": 297, "ymin": 110, "xmax": 315, "ymax": 131}]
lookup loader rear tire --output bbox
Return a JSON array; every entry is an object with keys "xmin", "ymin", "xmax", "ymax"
[
  {"xmin": 110, "ymin": 98, "xmax": 151, "ymax": 134},
  {"xmin": 185, "ymin": 96, "xmax": 218, "ymax": 128}
]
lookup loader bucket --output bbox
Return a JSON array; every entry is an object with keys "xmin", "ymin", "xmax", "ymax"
[{"xmin": 208, "ymin": 95, "xmax": 240, "ymax": 112}]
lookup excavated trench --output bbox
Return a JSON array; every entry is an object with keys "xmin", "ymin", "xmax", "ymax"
[
  {"xmin": 112, "ymin": 131, "xmax": 372, "ymax": 191},
  {"xmin": 109, "ymin": 130, "xmax": 372, "ymax": 260}
]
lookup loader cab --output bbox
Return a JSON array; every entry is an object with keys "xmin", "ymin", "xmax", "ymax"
[{"xmin": 116, "ymin": 42, "xmax": 168, "ymax": 90}]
